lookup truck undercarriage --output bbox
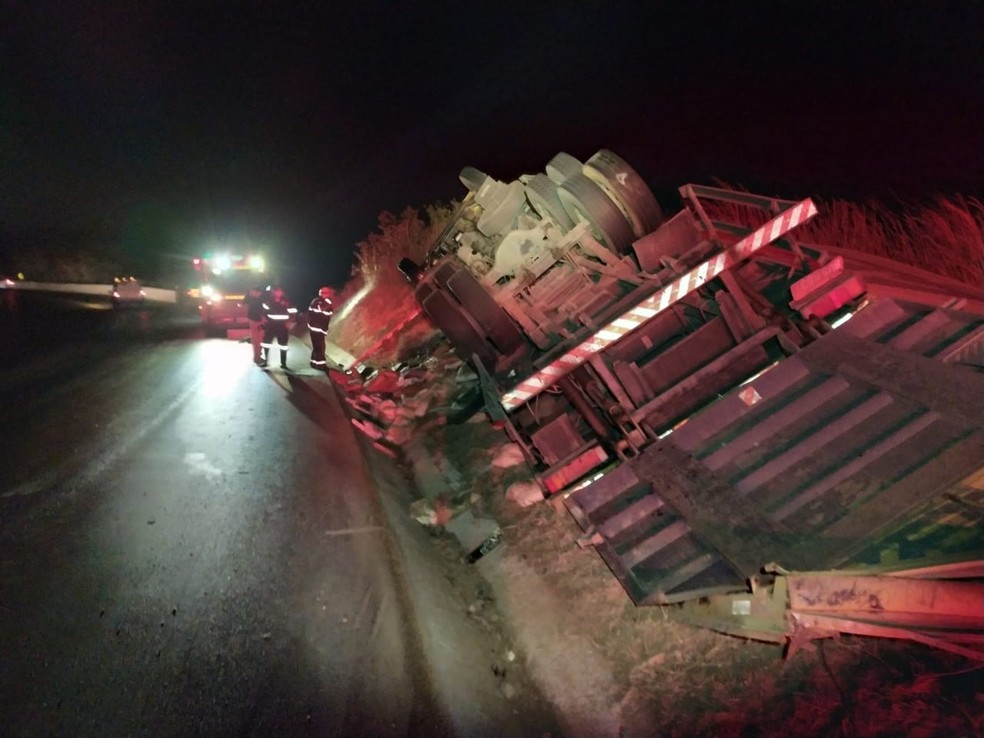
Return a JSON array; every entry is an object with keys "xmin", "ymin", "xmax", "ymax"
[{"xmin": 398, "ymin": 150, "xmax": 984, "ymax": 659}]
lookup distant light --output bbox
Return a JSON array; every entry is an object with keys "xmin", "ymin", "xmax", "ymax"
[
  {"xmin": 214, "ymin": 254, "xmax": 232, "ymax": 271},
  {"xmin": 248, "ymin": 255, "xmax": 265, "ymax": 272},
  {"xmin": 201, "ymin": 284, "xmax": 215, "ymax": 298},
  {"xmin": 209, "ymin": 292, "xmax": 223, "ymax": 304}
]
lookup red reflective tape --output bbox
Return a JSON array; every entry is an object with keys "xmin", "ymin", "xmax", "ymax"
[{"xmin": 501, "ymin": 199, "xmax": 817, "ymax": 410}]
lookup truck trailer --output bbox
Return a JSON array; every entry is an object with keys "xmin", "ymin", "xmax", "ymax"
[{"xmin": 397, "ymin": 150, "xmax": 984, "ymax": 658}]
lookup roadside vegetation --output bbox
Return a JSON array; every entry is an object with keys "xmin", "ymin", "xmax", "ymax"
[{"xmin": 327, "ymin": 204, "xmax": 453, "ymax": 366}]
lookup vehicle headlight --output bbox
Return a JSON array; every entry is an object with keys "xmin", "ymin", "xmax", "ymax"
[
  {"xmin": 201, "ymin": 284, "xmax": 214, "ymax": 298},
  {"xmin": 209, "ymin": 292, "xmax": 223, "ymax": 304}
]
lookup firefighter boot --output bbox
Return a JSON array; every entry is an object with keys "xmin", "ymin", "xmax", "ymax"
[{"xmin": 280, "ymin": 352, "xmax": 288, "ymax": 370}]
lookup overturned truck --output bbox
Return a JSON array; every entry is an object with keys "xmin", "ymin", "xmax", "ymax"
[{"xmin": 397, "ymin": 150, "xmax": 984, "ymax": 659}]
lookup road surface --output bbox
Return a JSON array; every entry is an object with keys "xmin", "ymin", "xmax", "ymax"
[{"xmin": 0, "ymin": 293, "xmax": 499, "ymax": 737}]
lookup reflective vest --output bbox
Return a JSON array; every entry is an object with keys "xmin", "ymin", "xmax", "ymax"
[
  {"xmin": 262, "ymin": 295, "xmax": 297, "ymax": 322},
  {"xmin": 307, "ymin": 296, "xmax": 334, "ymax": 333}
]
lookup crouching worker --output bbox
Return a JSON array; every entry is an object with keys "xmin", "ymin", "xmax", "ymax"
[
  {"xmin": 260, "ymin": 285, "xmax": 297, "ymax": 369},
  {"xmin": 307, "ymin": 286, "xmax": 335, "ymax": 370}
]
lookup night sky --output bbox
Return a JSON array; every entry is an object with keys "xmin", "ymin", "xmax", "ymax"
[{"xmin": 2, "ymin": 1, "xmax": 982, "ymax": 296}]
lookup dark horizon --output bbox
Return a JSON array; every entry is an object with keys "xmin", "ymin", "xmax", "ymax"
[{"xmin": 2, "ymin": 1, "xmax": 982, "ymax": 296}]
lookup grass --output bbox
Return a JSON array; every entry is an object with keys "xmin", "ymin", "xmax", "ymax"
[
  {"xmin": 705, "ymin": 188, "xmax": 984, "ymax": 288},
  {"xmin": 327, "ymin": 204, "xmax": 453, "ymax": 366}
]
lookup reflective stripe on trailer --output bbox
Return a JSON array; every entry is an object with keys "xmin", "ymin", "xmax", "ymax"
[{"xmin": 500, "ymin": 198, "xmax": 818, "ymax": 411}]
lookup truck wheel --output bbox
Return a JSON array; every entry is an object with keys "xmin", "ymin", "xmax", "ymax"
[
  {"xmin": 558, "ymin": 173, "xmax": 636, "ymax": 254},
  {"xmin": 583, "ymin": 149, "xmax": 664, "ymax": 238},
  {"xmin": 431, "ymin": 261, "xmax": 460, "ymax": 290},
  {"xmin": 429, "ymin": 260, "xmax": 525, "ymax": 355},
  {"xmin": 420, "ymin": 288, "xmax": 498, "ymax": 367},
  {"xmin": 545, "ymin": 152, "xmax": 583, "ymax": 184},
  {"xmin": 445, "ymin": 268, "xmax": 525, "ymax": 354},
  {"xmin": 525, "ymin": 174, "xmax": 574, "ymax": 230}
]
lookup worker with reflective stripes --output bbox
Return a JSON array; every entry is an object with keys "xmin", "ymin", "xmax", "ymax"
[
  {"xmin": 307, "ymin": 286, "xmax": 334, "ymax": 370},
  {"xmin": 245, "ymin": 282, "xmax": 270, "ymax": 365},
  {"xmin": 260, "ymin": 286, "xmax": 297, "ymax": 369}
]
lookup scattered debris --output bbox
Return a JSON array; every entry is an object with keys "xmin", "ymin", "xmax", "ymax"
[
  {"xmin": 466, "ymin": 529, "xmax": 503, "ymax": 564},
  {"xmin": 506, "ymin": 481, "xmax": 545, "ymax": 508},
  {"xmin": 491, "ymin": 443, "xmax": 525, "ymax": 469}
]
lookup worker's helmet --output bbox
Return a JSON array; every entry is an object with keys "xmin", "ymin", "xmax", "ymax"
[{"xmin": 319, "ymin": 286, "xmax": 333, "ymax": 300}]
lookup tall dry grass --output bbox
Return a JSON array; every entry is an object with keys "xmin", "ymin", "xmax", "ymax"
[
  {"xmin": 328, "ymin": 203, "xmax": 454, "ymax": 364},
  {"xmin": 704, "ymin": 186, "xmax": 984, "ymax": 288}
]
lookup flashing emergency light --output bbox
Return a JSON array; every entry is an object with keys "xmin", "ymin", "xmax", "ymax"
[{"xmin": 214, "ymin": 254, "xmax": 233, "ymax": 271}]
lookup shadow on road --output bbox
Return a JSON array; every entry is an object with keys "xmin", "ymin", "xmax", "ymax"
[{"xmin": 283, "ymin": 372, "xmax": 343, "ymax": 435}]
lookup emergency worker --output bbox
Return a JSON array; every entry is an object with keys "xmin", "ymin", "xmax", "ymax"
[
  {"xmin": 306, "ymin": 286, "xmax": 335, "ymax": 370},
  {"xmin": 245, "ymin": 282, "xmax": 270, "ymax": 365},
  {"xmin": 260, "ymin": 286, "xmax": 297, "ymax": 369}
]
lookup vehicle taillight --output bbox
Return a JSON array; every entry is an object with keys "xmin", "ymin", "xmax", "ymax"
[{"xmin": 542, "ymin": 445, "xmax": 610, "ymax": 494}]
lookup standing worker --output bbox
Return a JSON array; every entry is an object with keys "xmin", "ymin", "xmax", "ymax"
[
  {"xmin": 306, "ymin": 286, "xmax": 335, "ymax": 371},
  {"xmin": 245, "ymin": 281, "xmax": 269, "ymax": 366},
  {"xmin": 260, "ymin": 286, "xmax": 297, "ymax": 369}
]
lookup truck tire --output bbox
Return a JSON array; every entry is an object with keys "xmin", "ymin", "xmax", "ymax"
[
  {"xmin": 557, "ymin": 172, "xmax": 636, "ymax": 254},
  {"xmin": 583, "ymin": 149, "xmax": 664, "ymax": 238},
  {"xmin": 419, "ymin": 286, "xmax": 498, "ymax": 367},
  {"xmin": 545, "ymin": 152, "xmax": 583, "ymax": 184},
  {"xmin": 431, "ymin": 261, "xmax": 460, "ymax": 290},
  {"xmin": 525, "ymin": 173, "xmax": 575, "ymax": 230},
  {"xmin": 430, "ymin": 260, "xmax": 525, "ymax": 355},
  {"xmin": 445, "ymin": 268, "xmax": 525, "ymax": 354}
]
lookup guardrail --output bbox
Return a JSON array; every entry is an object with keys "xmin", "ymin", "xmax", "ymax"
[{"xmin": 1, "ymin": 280, "xmax": 177, "ymax": 303}]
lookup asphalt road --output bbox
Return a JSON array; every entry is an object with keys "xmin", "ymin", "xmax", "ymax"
[{"xmin": 0, "ymin": 294, "xmax": 452, "ymax": 737}]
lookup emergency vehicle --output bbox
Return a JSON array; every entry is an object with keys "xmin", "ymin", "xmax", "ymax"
[{"xmin": 189, "ymin": 252, "xmax": 267, "ymax": 336}]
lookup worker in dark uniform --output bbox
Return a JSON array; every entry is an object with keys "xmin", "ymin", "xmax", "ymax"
[
  {"xmin": 245, "ymin": 281, "xmax": 270, "ymax": 365},
  {"xmin": 306, "ymin": 286, "xmax": 335, "ymax": 370},
  {"xmin": 260, "ymin": 286, "xmax": 297, "ymax": 369}
]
